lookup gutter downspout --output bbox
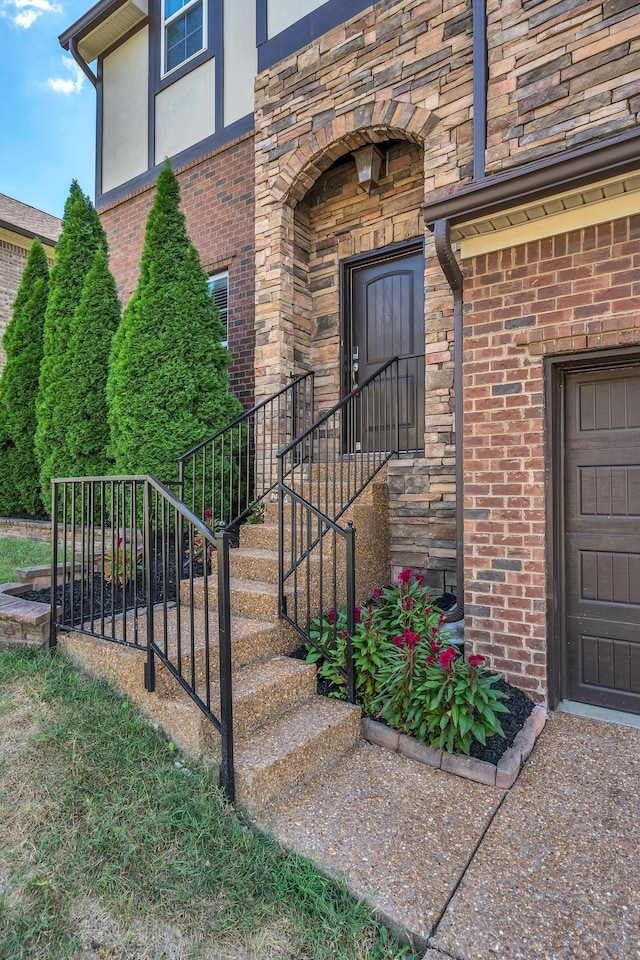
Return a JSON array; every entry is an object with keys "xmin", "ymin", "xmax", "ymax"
[
  {"xmin": 433, "ymin": 219, "xmax": 464, "ymax": 623},
  {"xmin": 473, "ymin": 0, "xmax": 487, "ymax": 179},
  {"xmin": 69, "ymin": 37, "xmax": 97, "ymax": 88}
]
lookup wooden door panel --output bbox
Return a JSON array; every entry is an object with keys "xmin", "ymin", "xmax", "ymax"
[
  {"xmin": 349, "ymin": 248, "xmax": 424, "ymax": 453},
  {"xmin": 563, "ymin": 363, "xmax": 640, "ymax": 713}
]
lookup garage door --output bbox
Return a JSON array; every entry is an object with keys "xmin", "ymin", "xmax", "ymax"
[{"xmin": 564, "ymin": 364, "xmax": 640, "ymax": 713}]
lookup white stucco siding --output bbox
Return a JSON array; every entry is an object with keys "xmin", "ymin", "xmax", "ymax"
[
  {"xmin": 154, "ymin": 58, "xmax": 215, "ymax": 164},
  {"xmin": 224, "ymin": 0, "xmax": 256, "ymax": 125},
  {"xmin": 101, "ymin": 27, "xmax": 149, "ymax": 194},
  {"xmin": 267, "ymin": 0, "xmax": 327, "ymax": 38}
]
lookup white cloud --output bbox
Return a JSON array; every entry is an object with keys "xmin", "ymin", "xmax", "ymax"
[
  {"xmin": 1, "ymin": 0, "xmax": 62, "ymax": 28},
  {"xmin": 47, "ymin": 56, "xmax": 85, "ymax": 95}
]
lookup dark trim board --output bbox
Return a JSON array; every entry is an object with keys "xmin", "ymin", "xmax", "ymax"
[
  {"xmin": 545, "ymin": 345, "xmax": 640, "ymax": 710},
  {"xmin": 257, "ymin": 0, "xmax": 373, "ymax": 72}
]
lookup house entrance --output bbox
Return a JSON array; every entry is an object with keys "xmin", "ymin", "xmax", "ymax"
[
  {"xmin": 344, "ymin": 244, "xmax": 425, "ymax": 453},
  {"xmin": 562, "ymin": 361, "xmax": 640, "ymax": 713}
]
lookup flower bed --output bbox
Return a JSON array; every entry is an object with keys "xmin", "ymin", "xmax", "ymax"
[{"xmin": 304, "ymin": 569, "xmax": 539, "ymax": 772}]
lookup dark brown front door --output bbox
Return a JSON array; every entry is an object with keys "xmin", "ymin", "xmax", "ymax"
[
  {"xmin": 564, "ymin": 364, "xmax": 640, "ymax": 713},
  {"xmin": 347, "ymin": 246, "xmax": 425, "ymax": 452}
]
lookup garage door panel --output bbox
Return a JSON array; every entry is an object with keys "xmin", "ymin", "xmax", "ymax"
[
  {"xmin": 566, "ymin": 538, "xmax": 640, "ymax": 619},
  {"xmin": 567, "ymin": 623, "xmax": 640, "ymax": 710},
  {"xmin": 563, "ymin": 363, "xmax": 640, "ymax": 713}
]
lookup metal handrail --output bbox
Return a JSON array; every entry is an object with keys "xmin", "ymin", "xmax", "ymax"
[
  {"xmin": 50, "ymin": 473, "xmax": 235, "ymax": 800},
  {"xmin": 178, "ymin": 371, "xmax": 314, "ymax": 530},
  {"xmin": 276, "ymin": 355, "xmax": 425, "ymax": 703}
]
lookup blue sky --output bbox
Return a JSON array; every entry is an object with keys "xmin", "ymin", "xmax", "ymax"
[{"xmin": 1, "ymin": 0, "xmax": 97, "ymax": 219}]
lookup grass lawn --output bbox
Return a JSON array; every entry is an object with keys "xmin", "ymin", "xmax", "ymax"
[
  {"xmin": 0, "ymin": 536, "xmax": 52, "ymax": 584},
  {"xmin": 0, "ymin": 649, "xmax": 418, "ymax": 960}
]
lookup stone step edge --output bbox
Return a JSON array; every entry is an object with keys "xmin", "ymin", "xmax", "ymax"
[{"xmin": 361, "ymin": 704, "xmax": 547, "ymax": 789}]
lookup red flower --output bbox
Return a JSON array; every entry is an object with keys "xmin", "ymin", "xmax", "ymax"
[
  {"xmin": 392, "ymin": 634, "xmax": 404, "ymax": 649},
  {"xmin": 355, "ymin": 606, "xmax": 362, "ymax": 624},
  {"xmin": 117, "ymin": 536, "xmax": 123, "ymax": 547},
  {"xmin": 402, "ymin": 596, "xmax": 414, "ymax": 610},
  {"xmin": 327, "ymin": 608, "xmax": 337, "ymax": 625},
  {"xmin": 402, "ymin": 629, "xmax": 422, "ymax": 651},
  {"xmin": 467, "ymin": 654, "xmax": 486, "ymax": 668},
  {"xmin": 438, "ymin": 646, "xmax": 457, "ymax": 672},
  {"xmin": 373, "ymin": 588, "xmax": 382, "ymax": 599},
  {"xmin": 415, "ymin": 572, "xmax": 424, "ymax": 587},
  {"xmin": 397, "ymin": 568, "xmax": 413, "ymax": 586},
  {"xmin": 204, "ymin": 509, "xmax": 212, "ymax": 520}
]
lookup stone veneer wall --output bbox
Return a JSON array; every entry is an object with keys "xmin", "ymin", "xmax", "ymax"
[
  {"xmin": 98, "ymin": 132, "xmax": 256, "ymax": 409},
  {"xmin": 485, "ymin": 0, "xmax": 640, "ymax": 174},
  {"xmin": 463, "ymin": 214, "xmax": 640, "ymax": 702},
  {"xmin": 253, "ymin": 0, "xmax": 476, "ymax": 412},
  {"xmin": 386, "ymin": 459, "xmax": 456, "ymax": 594}
]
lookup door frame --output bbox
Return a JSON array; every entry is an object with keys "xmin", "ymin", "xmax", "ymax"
[
  {"xmin": 340, "ymin": 238, "xmax": 425, "ymax": 400},
  {"xmin": 546, "ymin": 345, "xmax": 640, "ymax": 709}
]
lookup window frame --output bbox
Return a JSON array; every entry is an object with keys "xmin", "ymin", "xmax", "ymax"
[
  {"xmin": 208, "ymin": 270, "xmax": 229, "ymax": 348},
  {"xmin": 161, "ymin": 0, "xmax": 207, "ymax": 79}
]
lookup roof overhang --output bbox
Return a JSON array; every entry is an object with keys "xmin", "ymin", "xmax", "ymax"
[
  {"xmin": 423, "ymin": 128, "xmax": 640, "ymax": 258},
  {"xmin": 0, "ymin": 219, "xmax": 59, "ymax": 248},
  {"xmin": 59, "ymin": 0, "xmax": 148, "ymax": 63}
]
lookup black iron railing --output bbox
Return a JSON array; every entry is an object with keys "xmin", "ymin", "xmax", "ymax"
[
  {"xmin": 50, "ymin": 475, "xmax": 235, "ymax": 800},
  {"xmin": 178, "ymin": 371, "xmax": 314, "ymax": 529},
  {"xmin": 277, "ymin": 356, "xmax": 424, "ymax": 701}
]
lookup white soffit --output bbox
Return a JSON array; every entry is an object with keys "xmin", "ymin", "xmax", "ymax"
[
  {"xmin": 455, "ymin": 171, "xmax": 640, "ymax": 258},
  {"xmin": 77, "ymin": 0, "xmax": 148, "ymax": 62}
]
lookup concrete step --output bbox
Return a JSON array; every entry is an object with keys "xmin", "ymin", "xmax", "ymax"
[
  {"xmin": 183, "ymin": 574, "xmax": 287, "ymax": 621},
  {"xmin": 200, "ymin": 655, "xmax": 317, "ymax": 742},
  {"xmin": 109, "ymin": 605, "xmax": 299, "ymax": 696},
  {"xmin": 234, "ymin": 696, "xmax": 361, "ymax": 813}
]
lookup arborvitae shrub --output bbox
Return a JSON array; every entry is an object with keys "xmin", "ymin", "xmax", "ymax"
[
  {"xmin": 107, "ymin": 160, "xmax": 242, "ymax": 498},
  {"xmin": 61, "ymin": 248, "xmax": 121, "ymax": 479},
  {"xmin": 35, "ymin": 181, "xmax": 107, "ymax": 506},
  {"xmin": 0, "ymin": 240, "xmax": 49, "ymax": 515}
]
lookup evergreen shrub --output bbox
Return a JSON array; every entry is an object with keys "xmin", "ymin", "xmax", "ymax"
[
  {"xmin": 0, "ymin": 239, "xmax": 49, "ymax": 515},
  {"xmin": 35, "ymin": 182, "xmax": 107, "ymax": 507},
  {"xmin": 107, "ymin": 160, "xmax": 242, "ymax": 503}
]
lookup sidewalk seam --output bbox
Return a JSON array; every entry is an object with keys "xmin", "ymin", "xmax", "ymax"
[{"xmin": 427, "ymin": 787, "xmax": 510, "ymax": 947}]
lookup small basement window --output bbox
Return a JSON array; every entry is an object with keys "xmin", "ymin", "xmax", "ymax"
[
  {"xmin": 208, "ymin": 271, "xmax": 228, "ymax": 347},
  {"xmin": 162, "ymin": 0, "xmax": 205, "ymax": 75}
]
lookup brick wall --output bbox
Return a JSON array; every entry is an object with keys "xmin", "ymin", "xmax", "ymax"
[
  {"xmin": 0, "ymin": 238, "xmax": 29, "ymax": 375},
  {"xmin": 99, "ymin": 131, "xmax": 256, "ymax": 409},
  {"xmin": 463, "ymin": 214, "xmax": 640, "ymax": 702},
  {"xmin": 486, "ymin": 0, "xmax": 640, "ymax": 172}
]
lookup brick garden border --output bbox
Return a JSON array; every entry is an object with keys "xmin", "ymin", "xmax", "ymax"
[
  {"xmin": 362, "ymin": 704, "xmax": 547, "ymax": 789},
  {"xmin": 0, "ymin": 582, "xmax": 53, "ymax": 649}
]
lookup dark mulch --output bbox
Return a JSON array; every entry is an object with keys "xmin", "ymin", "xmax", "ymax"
[
  {"xmin": 467, "ymin": 675, "xmax": 533, "ymax": 764},
  {"xmin": 23, "ymin": 541, "xmax": 180, "ymax": 626},
  {"xmin": 290, "ymin": 645, "xmax": 534, "ymax": 766},
  {"xmin": 3, "ymin": 510, "xmax": 51, "ymax": 522}
]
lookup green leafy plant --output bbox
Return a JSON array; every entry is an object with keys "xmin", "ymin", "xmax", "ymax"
[
  {"xmin": 306, "ymin": 569, "xmax": 508, "ymax": 755},
  {"xmin": 410, "ymin": 651, "xmax": 509, "ymax": 754},
  {"xmin": 103, "ymin": 535, "xmax": 143, "ymax": 587},
  {"xmin": 372, "ymin": 567, "xmax": 445, "ymax": 641},
  {"xmin": 245, "ymin": 500, "xmax": 266, "ymax": 524}
]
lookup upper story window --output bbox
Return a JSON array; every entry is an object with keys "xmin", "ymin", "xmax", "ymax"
[
  {"xmin": 208, "ymin": 271, "xmax": 228, "ymax": 347},
  {"xmin": 163, "ymin": 0, "xmax": 206, "ymax": 75}
]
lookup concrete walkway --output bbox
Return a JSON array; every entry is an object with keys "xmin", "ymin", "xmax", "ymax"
[{"xmin": 261, "ymin": 711, "xmax": 640, "ymax": 960}]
